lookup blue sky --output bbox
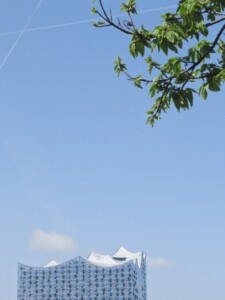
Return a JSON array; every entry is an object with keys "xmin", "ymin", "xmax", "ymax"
[{"xmin": 0, "ymin": 1, "xmax": 225, "ymax": 299}]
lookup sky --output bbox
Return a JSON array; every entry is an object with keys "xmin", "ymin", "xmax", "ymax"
[{"xmin": 0, "ymin": 1, "xmax": 225, "ymax": 299}]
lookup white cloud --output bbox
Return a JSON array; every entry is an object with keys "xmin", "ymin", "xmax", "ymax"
[
  {"xmin": 29, "ymin": 230, "xmax": 77, "ymax": 252},
  {"xmin": 147, "ymin": 257, "xmax": 173, "ymax": 268}
]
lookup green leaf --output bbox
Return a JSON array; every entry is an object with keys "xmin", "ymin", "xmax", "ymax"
[
  {"xmin": 186, "ymin": 88, "xmax": 195, "ymax": 106},
  {"xmin": 168, "ymin": 44, "xmax": 178, "ymax": 53},
  {"xmin": 171, "ymin": 92, "xmax": 181, "ymax": 111},
  {"xmin": 134, "ymin": 76, "xmax": 143, "ymax": 89},
  {"xmin": 173, "ymin": 61, "xmax": 181, "ymax": 76},
  {"xmin": 91, "ymin": 7, "xmax": 97, "ymax": 14},
  {"xmin": 208, "ymin": 78, "xmax": 220, "ymax": 91},
  {"xmin": 199, "ymin": 85, "xmax": 208, "ymax": 100},
  {"xmin": 165, "ymin": 31, "xmax": 176, "ymax": 43},
  {"xmin": 114, "ymin": 56, "xmax": 127, "ymax": 76},
  {"xmin": 160, "ymin": 40, "xmax": 168, "ymax": 55},
  {"xmin": 146, "ymin": 116, "xmax": 155, "ymax": 127},
  {"xmin": 129, "ymin": 43, "xmax": 137, "ymax": 58},
  {"xmin": 137, "ymin": 43, "xmax": 145, "ymax": 56},
  {"xmin": 145, "ymin": 56, "xmax": 154, "ymax": 74},
  {"xmin": 92, "ymin": 21, "xmax": 105, "ymax": 27},
  {"xmin": 121, "ymin": 0, "xmax": 137, "ymax": 14}
]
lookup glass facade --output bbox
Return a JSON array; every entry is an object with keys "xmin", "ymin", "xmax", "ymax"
[{"xmin": 18, "ymin": 248, "xmax": 146, "ymax": 300}]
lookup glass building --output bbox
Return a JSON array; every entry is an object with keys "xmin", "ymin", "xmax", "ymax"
[{"xmin": 18, "ymin": 247, "xmax": 147, "ymax": 300}]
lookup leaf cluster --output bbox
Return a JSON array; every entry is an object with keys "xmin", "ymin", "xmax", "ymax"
[{"xmin": 92, "ymin": 0, "xmax": 225, "ymax": 125}]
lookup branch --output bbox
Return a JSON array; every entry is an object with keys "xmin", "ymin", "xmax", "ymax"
[
  {"xmin": 96, "ymin": 0, "xmax": 132, "ymax": 35},
  {"xmin": 188, "ymin": 24, "xmax": 225, "ymax": 72},
  {"xmin": 206, "ymin": 16, "xmax": 225, "ymax": 27}
]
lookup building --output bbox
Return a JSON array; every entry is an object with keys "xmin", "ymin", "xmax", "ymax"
[{"xmin": 18, "ymin": 246, "xmax": 147, "ymax": 300}]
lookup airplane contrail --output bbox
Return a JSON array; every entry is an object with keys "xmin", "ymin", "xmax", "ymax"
[
  {"xmin": 0, "ymin": 0, "xmax": 43, "ymax": 69},
  {"xmin": 0, "ymin": 5, "xmax": 177, "ymax": 38}
]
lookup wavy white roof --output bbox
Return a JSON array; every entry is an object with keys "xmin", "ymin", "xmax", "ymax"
[
  {"xmin": 40, "ymin": 247, "xmax": 144, "ymax": 268},
  {"xmin": 87, "ymin": 246, "xmax": 144, "ymax": 268}
]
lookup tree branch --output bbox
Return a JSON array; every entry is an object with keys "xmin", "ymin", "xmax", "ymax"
[
  {"xmin": 96, "ymin": 0, "xmax": 133, "ymax": 35},
  {"xmin": 188, "ymin": 24, "xmax": 225, "ymax": 72},
  {"xmin": 206, "ymin": 16, "xmax": 225, "ymax": 27}
]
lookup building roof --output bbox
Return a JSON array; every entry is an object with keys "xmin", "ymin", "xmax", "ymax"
[
  {"xmin": 20, "ymin": 246, "xmax": 145, "ymax": 269},
  {"xmin": 87, "ymin": 246, "xmax": 144, "ymax": 268}
]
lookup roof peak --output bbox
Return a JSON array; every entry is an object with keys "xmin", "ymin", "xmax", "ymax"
[
  {"xmin": 113, "ymin": 246, "xmax": 142, "ymax": 258},
  {"xmin": 87, "ymin": 247, "xmax": 144, "ymax": 268},
  {"xmin": 43, "ymin": 260, "xmax": 60, "ymax": 268}
]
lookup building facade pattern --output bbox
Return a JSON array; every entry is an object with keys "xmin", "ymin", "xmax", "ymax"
[{"xmin": 18, "ymin": 247, "xmax": 146, "ymax": 300}]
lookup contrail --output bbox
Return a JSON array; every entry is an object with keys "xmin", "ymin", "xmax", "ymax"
[
  {"xmin": 0, "ymin": 5, "xmax": 177, "ymax": 38},
  {"xmin": 0, "ymin": 19, "xmax": 98, "ymax": 37},
  {"xmin": 138, "ymin": 5, "xmax": 177, "ymax": 14},
  {"xmin": 0, "ymin": 0, "xmax": 43, "ymax": 69}
]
